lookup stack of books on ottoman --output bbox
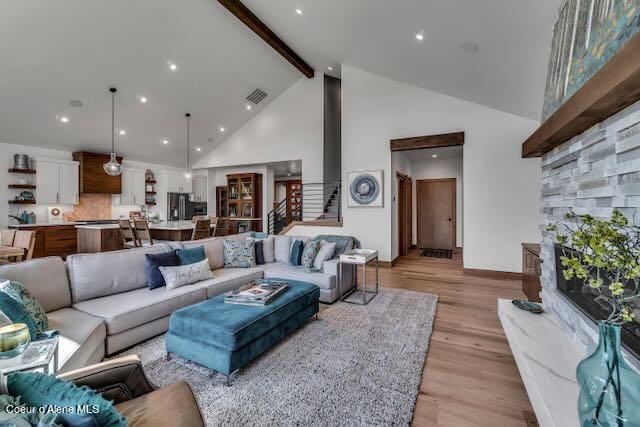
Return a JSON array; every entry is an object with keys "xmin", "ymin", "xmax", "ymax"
[{"xmin": 224, "ymin": 280, "xmax": 288, "ymax": 306}]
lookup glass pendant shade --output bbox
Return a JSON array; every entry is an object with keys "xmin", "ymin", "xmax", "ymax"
[
  {"xmin": 103, "ymin": 153, "xmax": 123, "ymax": 176},
  {"xmin": 103, "ymin": 87, "xmax": 122, "ymax": 176}
]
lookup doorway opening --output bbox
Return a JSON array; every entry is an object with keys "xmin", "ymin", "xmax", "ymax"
[{"xmin": 391, "ymin": 142, "xmax": 463, "ymax": 262}]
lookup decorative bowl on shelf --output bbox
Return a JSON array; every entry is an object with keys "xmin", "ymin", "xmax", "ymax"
[{"xmin": 0, "ymin": 323, "xmax": 31, "ymax": 359}]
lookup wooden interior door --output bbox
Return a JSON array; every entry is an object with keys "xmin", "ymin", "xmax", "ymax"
[
  {"xmin": 397, "ymin": 173, "xmax": 413, "ymax": 256},
  {"xmin": 417, "ymin": 179, "xmax": 456, "ymax": 250}
]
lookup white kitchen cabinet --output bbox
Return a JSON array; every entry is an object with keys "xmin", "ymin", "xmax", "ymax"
[
  {"xmin": 165, "ymin": 171, "xmax": 192, "ymax": 193},
  {"xmin": 192, "ymin": 176, "xmax": 207, "ymax": 202},
  {"xmin": 35, "ymin": 158, "xmax": 79, "ymax": 205},
  {"xmin": 120, "ymin": 168, "xmax": 145, "ymax": 205}
]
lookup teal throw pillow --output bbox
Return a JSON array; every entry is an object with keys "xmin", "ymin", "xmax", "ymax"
[
  {"xmin": 8, "ymin": 371, "xmax": 126, "ymax": 427},
  {"xmin": 176, "ymin": 245, "xmax": 206, "ymax": 265},
  {"xmin": 223, "ymin": 239, "xmax": 256, "ymax": 268},
  {"xmin": 301, "ymin": 240, "xmax": 321, "ymax": 268},
  {"xmin": 0, "ymin": 280, "xmax": 48, "ymax": 339}
]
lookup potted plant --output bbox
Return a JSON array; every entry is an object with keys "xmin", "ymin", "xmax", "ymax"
[{"xmin": 547, "ymin": 210, "xmax": 640, "ymax": 426}]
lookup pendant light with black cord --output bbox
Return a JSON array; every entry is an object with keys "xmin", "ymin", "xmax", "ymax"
[
  {"xmin": 103, "ymin": 87, "xmax": 123, "ymax": 176},
  {"xmin": 184, "ymin": 113, "xmax": 192, "ymax": 179}
]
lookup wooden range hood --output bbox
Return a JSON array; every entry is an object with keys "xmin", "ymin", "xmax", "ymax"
[
  {"xmin": 73, "ymin": 151, "xmax": 123, "ymax": 194},
  {"xmin": 522, "ymin": 32, "xmax": 640, "ymax": 158}
]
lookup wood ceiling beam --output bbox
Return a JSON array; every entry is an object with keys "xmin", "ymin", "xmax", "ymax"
[
  {"xmin": 390, "ymin": 132, "xmax": 465, "ymax": 152},
  {"xmin": 217, "ymin": 0, "xmax": 314, "ymax": 78}
]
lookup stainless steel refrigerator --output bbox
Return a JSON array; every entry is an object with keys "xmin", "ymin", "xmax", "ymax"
[{"xmin": 167, "ymin": 192, "xmax": 196, "ymax": 221}]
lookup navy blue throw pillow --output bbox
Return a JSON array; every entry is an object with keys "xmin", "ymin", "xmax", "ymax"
[
  {"xmin": 145, "ymin": 250, "xmax": 179, "ymax": 289},
  {"xmin": 254, "ymin": 240, "xmax": 265, "ymax": 265},
  {"xmin": 289, "ymin": 240, "xmax": 303, "ymax": 266}
]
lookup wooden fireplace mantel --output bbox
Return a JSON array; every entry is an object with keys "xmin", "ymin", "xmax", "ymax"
[{"xmin": 522, "ymin": 32, "xmax": 640, "ymax": 158}]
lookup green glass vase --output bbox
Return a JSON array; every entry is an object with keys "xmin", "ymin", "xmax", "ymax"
[{"xmin": 577, "ymin": 321, "xmax": 640, "ymax": 426}]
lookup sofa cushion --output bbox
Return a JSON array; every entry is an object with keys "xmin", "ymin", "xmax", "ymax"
[
  {"xmin": 198, "ymin": 267, "xmax": 264, "ymax": 298},
  {"xmin": 160, "ymin": 259, "xmax": 214, "ymax": 290},
  {"xmin": 0, "ymin": 257, "xmax": 71, "ymax": 312},
  {"xmin": 67, "ymin": 246, "xmax": 168, "ymax": 303},
  {"xmin": 263, "ymin": 263, "xmax": 336, "ymax": 290},
  {"xmin": 274, "ymin": 235, "xmax": 291, "ymax": 263},
  {"xmin": 314, "ymin": 241, "xmax": 336, "ymax": 270},
  {"xmin": 182, "ymin": 237, "xmax": 224, "ymax": 270},
  {"xmin": 261, "ymin": 236, "xmax": 275, "ymax": 263},
  {"xmin": 72, "ymin": 285, "xmax": 207, "ymax": 335},
  {"xmin": 47, "ymin": 308, "xmax": 106, "ymax": 372},
  {"xmin": 301, "ymin": 240, "xmax": 320, "ymax": 268},
  {"xmin": 254, "ymin": 240, "xmax": 265, "ymax": 265}
]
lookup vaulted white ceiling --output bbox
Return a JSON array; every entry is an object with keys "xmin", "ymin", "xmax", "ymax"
[
  {"xmin": 0, "ymin": 0, "xmax": 559, "ymax": 167},
  {"xmin": 244, "ymin": 0, "xmax": 560, "ymax": 120}
]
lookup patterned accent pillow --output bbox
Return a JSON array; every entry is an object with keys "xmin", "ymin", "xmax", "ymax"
[
  {"xmin": 301, "ymin": 240, "xmax": 321, "ymax": 269},
  {"xmin": 0, "ymin": 280, "xmax": 48, "ymax": 337},
  {"xmin": 223, "ymin": 239, "xmax": 256, "ymax": 268}
]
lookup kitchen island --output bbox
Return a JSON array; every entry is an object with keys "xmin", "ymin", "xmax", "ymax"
[{"xmin": 76, "ymin": 220, "xmax": 214, "ymax": 253}]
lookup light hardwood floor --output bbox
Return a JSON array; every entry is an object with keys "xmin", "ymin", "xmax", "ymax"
[{"xmin": 362, "ymin": 250, "xmax": 537, "ymax": 426}]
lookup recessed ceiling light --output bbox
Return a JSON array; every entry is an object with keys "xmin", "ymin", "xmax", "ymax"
[
  {"xmin": 415, "ymin": 32, "xmax": 425, "ymax": 42},
  {"xmin": 168, "ymin": 61, "xmax": 178, "ymax": 71},
  {"xmin": 59, "ymin": 116, "xmax": 69, "ymax": 123},
  {"xmin": 139, "ymin": 95, "xmax": 148, "ymax": 103},
  {"xmin": 460, "ymin": 42, "xmax": 480, "ymax": 54},
  {"xmin": 287, "ymin": 173, "xmax": 292, "ymax": 177},
  {"xmin": 432, "ymin": 154, "xmax": 438, "ymax": 158},
  {"xmin": 196, "ymin": 147, "xmax": 202, "ymax": 152},
  {"xmin": 246, "ymin": 104, "xmax": 252, "ymax": 110},
  {"xmin": 162, "ymin": 139, "xmax": 169, "ymax": 145},
  {"xmin": 219, "ymin": 127, "xmax": 225, "ymax": 132},
  {"xmin": 295, "ymin": 8, "xmax": 302, "ymax": 15},
  {"xmin": 119, "ymin": 129, "xmax": 126, "ymax": 135},
  {"xmin": 327, "ymin": 66, "xmax": 333, "ymax": 71}
]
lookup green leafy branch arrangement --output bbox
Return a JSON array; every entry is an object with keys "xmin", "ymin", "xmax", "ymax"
[{"xmin": 546, "ymin": 210, "xmax": 640, "ymax": 325}]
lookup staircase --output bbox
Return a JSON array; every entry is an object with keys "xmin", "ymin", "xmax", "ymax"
[{"xmin": 267, "ymin": 182, "xmax": 342, "ymax": 235}]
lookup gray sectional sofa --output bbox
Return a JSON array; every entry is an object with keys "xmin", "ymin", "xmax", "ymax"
[{"xmin": 0, "ymin": 233, "xmax": 354, "ymax": 373}]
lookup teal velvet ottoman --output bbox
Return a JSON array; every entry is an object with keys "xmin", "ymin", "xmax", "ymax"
[{"xmin": 165, "ymin": 279, "xmax": 320, "ymax": 384}]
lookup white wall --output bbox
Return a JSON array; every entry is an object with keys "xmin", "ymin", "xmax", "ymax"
[
  {"xmin": 410, "ymin": 153, "xmax": 464, "ymax": 248},
  {"xmin": 194, "ymin": 75, "xmax": 324, "ymax": 185},
  {"xmin": 1, "ymin": 141, "xmax": 181, "ymax": 227},
  {"xmin": 342, "ymin": 66, "xmax": 541, "ymax": 272}
]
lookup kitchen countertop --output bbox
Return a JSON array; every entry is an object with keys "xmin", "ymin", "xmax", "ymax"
[
  {"xmin": 10, "ymin": 221, "xmax": 119, "ymax": 228},
  {"xmin": 75, "ymin": 224, "xmax": 120, "ymax": 230},
  {"xmin": 149, "ymin": 221, "xmax": 208, "ymax": 230}
]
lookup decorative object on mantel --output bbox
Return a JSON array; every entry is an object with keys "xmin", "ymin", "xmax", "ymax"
[
  {"xmin": 512, "ymin": 299, "xmax": 543, "ymax": 314},
  {"xmin": 547, "ymin": 210, "xmax": 640, "ymax": 426},
  {"xmin": 103, "ymin": 87, "xmax": 123, "ymax": 177},
  {"xmin": 542, "ymin": 0, "xmax": 640, "ymax": 121},
  {"xmin": 347, "ymin": 170, "xmax": 383, "ymax": 207},
  {"xmin": 523, "ymin": 9, "xmax": 640, "ymax": 158}
]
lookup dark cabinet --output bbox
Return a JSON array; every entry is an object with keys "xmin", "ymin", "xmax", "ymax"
[
  {"xmin": 16, "ymin": 225, "xmax": 77, "ymax": 259},
  {"xmin": 522, "ymin": 243, "xmax": 542, "ymax": 302},
  {"xmin": 73, "ymin": 152, "xmax": 123, "ymax": 194}
]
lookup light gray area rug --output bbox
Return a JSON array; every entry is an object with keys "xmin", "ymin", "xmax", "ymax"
[{"xmin": 122, "ymin": 288, "xmax": 438, "ymax": 426}]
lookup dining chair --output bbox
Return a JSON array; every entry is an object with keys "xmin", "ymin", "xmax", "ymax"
[
  {"xmin": 191, "ymin": 215, "xmax": 208, "ymax": 223},
  {"xmin": 191, "ymin": 219, "xmax": 211, "ymax": 241},
  {"xmin": 209, "ymin": 217, "xmax": 219, "ymax": 237},
  {"xmin": 133, "ymin": 219, "xmax": 155, "ymax": 247},
  {"xmin": 119, "ymin": 219, "xmax": 139, "ymax": 249},
  {"xmin": 12, "ymin": 230, "xmax": 36, "ymax": 261},
  {"xmin": 214, "ymin": 218, "xmax": 229, "ymax": 237},
  {"xmin": 0, "ymin": 229, "xmax": 16, "ymax": 247}
]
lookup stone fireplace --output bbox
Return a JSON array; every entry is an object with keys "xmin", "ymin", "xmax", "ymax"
[{"xmin": 540, "ymin": 100, "xmax": 640, "ymax": 367}]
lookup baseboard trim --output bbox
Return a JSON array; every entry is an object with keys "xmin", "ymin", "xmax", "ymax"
[
  {"xmin": 378, "ymin": 260, "xmax": 393, "ymax": 268},
  {"xmin": 463, "ymin": 268, "xmax": 522, "ymax": 281}
]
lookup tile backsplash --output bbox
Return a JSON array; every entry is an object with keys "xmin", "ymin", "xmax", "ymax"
[{"xmin": 71, "ymin": 194, "xmax": 112, "ymax": 220}]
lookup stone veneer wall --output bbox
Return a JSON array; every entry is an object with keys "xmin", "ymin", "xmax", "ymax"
[{"xmin": 540, "ymin": 100, "xmax": 640, "ymax": 364}]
